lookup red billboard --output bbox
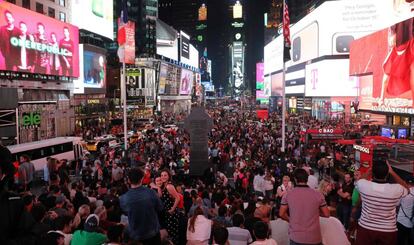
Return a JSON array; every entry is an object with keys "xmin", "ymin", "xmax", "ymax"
[
  {"xmin": 350, "ymin": 17, "xmax": 414, "ymax": 114},
  {"xmin": 0, "ymin": 2, "xmax": 79, "ymax": 77}
]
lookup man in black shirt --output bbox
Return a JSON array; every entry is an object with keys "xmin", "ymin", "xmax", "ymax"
[{"xmin": 337, "ymin": 172, "xmax": 354, "ymax": 230}]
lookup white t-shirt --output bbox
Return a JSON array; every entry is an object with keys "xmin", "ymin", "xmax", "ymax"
[
  {"xmin": 270, "ymin": 219, "xmax": 289, "ymax": 245},
  {"xmin": 307, "ymin": 175, "xmax": 319, "ymax": 190},
  {"xmin": 356, "ymin": 179, "xmax": 408, "ymax": 232},
  {"xmin": 253, "ymin": 175, "xmax": 265, "ymax": 193},
  {"xmin": 227, "ymin": 227, "xmax": 253, "ymax": 245},
  {"xmin": 187, "ymin": 215, "xmax": 212, "ymax": 242},
  {"xmin": 264, "ymin": 177, "xmax": 275, "ymax": 191},
  {"xmin": 319, "ymin": 217, "xmax": 350, "ymax": 245},
  {"xmin": 397, "ymin": 187, "xmax": 414, "ymax": 228}
]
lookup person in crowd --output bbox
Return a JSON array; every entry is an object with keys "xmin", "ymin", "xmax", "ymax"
[
  {"xmin": 105, "ymin": 224, "xmax": 124, "ymax": 245},
  {"xmin": 54, "ymin": 215, "xmax": 73, "ymax": 245},
  {"xmin": 251, "ymin": 221, "xmax": 278, "ymax": 245},
  {"xmin": 396, "ymin": 177, "xmax": 414, "ymax": 245},
  {"xmin": 319, "ymin": 217, "xmax": 351, "ymax": 245},
  {"xmin": 227, "ymin": 213, "xmax": 253, "ymax": 245},
  {"xmin": 213, "ymin": 205, "xmax": 232, "ymax": 227},
  {"xmin": 186, "ymin": 206, "xmax": 212, "ymax": 245},
  {"xmin": 213, "ymin": 226, "xmax": 230, "ymax": 245},
  {"xmin": 336, "ymin": 173, "xmax": 354, "ymax": 230},
  {"xmin": 111, "ymin": 162, "xmax": 124, "ymax": 184},
  {"xmin": 354, "ymin": 160, "xmax": 409, "ymax": 245},
  {"xmin": 307, "ymin": 169, "xmax": 319, "ymax": 190},
  {"xmin": 17, "ymin": 154, "xmax": 36, "ymax": 191},
  {"xmin": 263, "ymin": 170, "xmax": 275, "ymax": 200},
  {"xmin": 43, "ymin": 231, "xmax": 65, "ymax": 245},
  {"xmin": 120, "ymin": 168, "xmax": 163, "ymax": 245},
  {"xmin": 253, "ymin": 168, "xmax": 265, "ymax": 197},
  {"xmin": 269, "ymin": 213, "xmax": 289, "ymax": 245},
  {"xmin": 71, "ymin": 214, "xmax": 107, "ymax": 245},
  {"xmin": 159, "ymin": 169, "xmax": 181, "ymax": 244},
  {"xmin": 279, "ymin": 169, "xmax": 330, "ymax": 245}
]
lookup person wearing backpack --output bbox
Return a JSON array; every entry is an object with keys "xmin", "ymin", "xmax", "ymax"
[{"xmin": 397, "ymin": 177, "xmax": 414, "ymax": 245}]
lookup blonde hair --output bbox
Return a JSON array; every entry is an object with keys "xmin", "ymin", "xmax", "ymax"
[{"xmin": 318, "ymin": 180, "xmax": 331, "ymax": 196}]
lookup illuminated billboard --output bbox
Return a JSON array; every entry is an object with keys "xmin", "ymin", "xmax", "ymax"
[
  {"xmin": 0, "ymin": 1, "xmax": 79, "ymax": 77},
  {"xmin": 71, "ymin": 0, "xmax": 113, "ymax": 40},
  {"xmin": 305, "ymin": 59, "xmax": 357, "ymax": 97},
  {"xmin": 233, "ymin": 41, "xmax": 244, "ymax": 89},
  {"xmin": 350, "ymin": 17, "xmax": 414, "ymax": 114},
  {"xmin": 256, "ymin": 63, "xmax": 264, "ymax": 90},
  {"xmin": 180, "ymin": 68, "xmax": 193, "ymax": 95},
  {"xmin": 233, "ymin": 1, "xmax": 243, "ymax": 19},
  {"xmin": 74, "ymin": 45, "xmax": 106, "ymax": 94},
  {"xmin": 198, "ymin": 4, "xmax": 207, "ymax": 21},
  {"xmin": 271, "ymin": 72, "xmax": 283, "ymax": 97}
]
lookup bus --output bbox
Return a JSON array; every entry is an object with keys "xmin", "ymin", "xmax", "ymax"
[{"xmin": 7, "ymin": 137, "xmax": 84, "ymax": 171}]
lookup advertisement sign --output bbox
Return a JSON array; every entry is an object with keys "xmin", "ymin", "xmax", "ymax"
[
  {"xmin": 158, "ymin": 63, "xmax": 167, "ymax": 94},
  {"xmin": 180, "ymin": 31, "xmax": 190, "ymax": 60},
  {"xmin": 126, "ymin": 68, "xmax": 144, "ymax": 104},
  {"xmin": 144, "ymin": 69, "xmax": 156, "ymax": 106},
  {"xmin": 263, "ymin": 74, "xmax": 271, "ymax": 97},
  {"xmin": 21, "ymin": 112, "xmax": 41, "ymax": 128},
  {"xmin": 350, "ymin": 17, "xmax": 414, "ymax": 114},
  {"xmin": 0, "ymin": 1, "xmax": 79, "ymax": 77},
  {"xmin": 71, "ymin": 0, "xmax": 114, "ymax": 40},
  {"xmin": 180, "ymin": 68, "xmax": 193, "ymax": 95},
  {"xmin": 163, "ymin": 63, "xmax": 180, "ymax": 95},
  {"xmin": 271, "ymin": 72, "xmax": 283, "ymax": 96},
  {"xmin": 305, "ymin": 59, "xmax": 357, "ymax": 97},
  {"xmin": 233, "ymin": 1, "xmax": 243, "ymax": 19},
  {"xmin": 233, "ymin": 41, "xmax": 244, "ymax": 88},
  {"xmin": 202, "ymin": 82, "xmax": 214, "ymax": 92},
  {"xmin": 198, "ymin": 4, "xmax": 207, "ymax": 21},
  {"xmin": 124, "ymin": 21, "xmax": 135, "ymax": 65},
  {"xmin": 181, "ymin": 44, "xmax": 199, "ymax": 68},
  {"xmin": 264, "ymin": 0, "xmax": 414, "ymax": 75},
  {"xmin": 74, "ymin": 45, "xmax": 106, "ymax": 94},
  {"xmin": 256, "ymin": 63, "xmax": 264, "ymax": 90}
]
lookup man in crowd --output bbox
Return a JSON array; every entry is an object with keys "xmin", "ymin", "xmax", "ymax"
[
  {"xmin": 336, "ymin": 173, "xmax": 354, "ymax": 230},
  {"xmin": 355, "ymin": 160, "xmax": 409, "ymax": 245},
  {"xmin": 227, "ymin": 214, "xmax": 253, "ymax": 245},
  {"xmin": 280, "ymin": 168, "xmax": 330, "ymax": 245},
  {"xmin": 120, "ymin": 168, "xmax": 163, "ymax": 245}
]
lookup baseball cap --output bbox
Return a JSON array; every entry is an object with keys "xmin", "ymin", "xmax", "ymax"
[{"xmin": 84, "ymin": 214, "xmax": 99, "ymax": 232}]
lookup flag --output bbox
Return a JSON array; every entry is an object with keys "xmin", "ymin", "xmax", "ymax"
[
  {"xmin": 117, "ymin": 0, "xmax": 128, "ymax": 47},
  {"xmin": 283, "ymin": 0, "xmax": 291, "ymax": 62}
]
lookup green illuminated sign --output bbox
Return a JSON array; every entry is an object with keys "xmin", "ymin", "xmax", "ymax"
[
  {"xmin": 197, "ymin": 35, "xmax": 203, "ymax": 42},
  {"xmin": 22, "ymin": 112, "xmax": 41, "ymax": 127}
]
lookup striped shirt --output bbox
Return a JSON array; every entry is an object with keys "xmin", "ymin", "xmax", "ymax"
[{"xmin": 357, "ymin": 179, "xmax": 408, "ymax": 232}]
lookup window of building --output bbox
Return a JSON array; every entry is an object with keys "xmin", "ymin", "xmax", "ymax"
[
  {"xmin": 7, "ymin": 0, "xmax": 16, "ymax": 4},
  {"xmin": 59, "ymin": 12, "xmax": 66, "ymax": 22},
  {"xmin": 48, "ymin": 7, "xmax": 55, "ymax": 18},
  {"xmin": 36, "ymin": 2, "xmax": 43, "ymax": 14},
  {"xmin": 59, "ymin": 0, "xmax": 65, "ymax": 7},
  {"xmin": 22, "ymin": 0, "xmax": 30, "ymax": 9}
]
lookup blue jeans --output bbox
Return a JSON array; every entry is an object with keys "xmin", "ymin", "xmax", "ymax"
[{"xmin": 337, "ymin": 203, "xmax": 352, "ymax": 230}]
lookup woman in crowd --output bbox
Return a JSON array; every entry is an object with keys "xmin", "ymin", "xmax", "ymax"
[
  {"xmin": 160, "ymin": 169, "xmax": 181, "ymax": 244},
  {"xmin": 186, "ymin": 206, "xmax": 212, "ymax": 245}
]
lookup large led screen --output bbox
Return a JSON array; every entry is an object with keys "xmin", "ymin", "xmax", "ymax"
[
  {"xmin": 0, "ymin": 1, "xmax": 79, "ymax": 77},
  {"xmin": 305, "ymin": 59, "xmax": 357, "ymax": 97},
  {"xmin": 180, "ymin": 68, "xmax": 193, "ymax": 95},
  {"xmin": 271, "ymin": 72, "xmax": 283, "ymax": 97},
  {"xmin": 74, "ymin": 45, "xmax": 106, "ymax": 94},
  {"xmin": 256, "ymin": 63, "xmax": 264, "ymax": 90},
  {"xmin": 350, "ymin": 17, "xmax": 414, "ymax": 114},
  {"xmin": 71, "ymin": 0, "xmax": 113, "ymax": 40}
]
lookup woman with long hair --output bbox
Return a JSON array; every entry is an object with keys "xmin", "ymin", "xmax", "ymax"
[
  {"xmin": 160, "ymin": 169, "xmax": 181, "ymax": 244},
  {"xmin": 186, "ymin": 206, "xmax": 212, "ymax": 245}
]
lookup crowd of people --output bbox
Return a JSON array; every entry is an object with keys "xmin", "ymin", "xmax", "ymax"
[{"xmin": 0, "ymin": 108, "xmax": 413, "ymax": 245}]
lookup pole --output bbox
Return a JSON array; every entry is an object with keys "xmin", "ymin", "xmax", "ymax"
[
  {"xmin": 15, "ymin": 108, "xmax": 19, "ymax": 144},
  {"xmin": 121, "ymin": 60, "xmax": 128, "ymax": 151},
  {"xmin": 281, "ymin": 61, "xmax": 286, "ymax": 153}
]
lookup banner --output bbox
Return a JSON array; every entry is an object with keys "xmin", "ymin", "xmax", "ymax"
[
  {"xmin": 0, "ymin": 1, "xmax": 79, "ymax": 77},
  {"xmin": 350, "ymin": 17, "xmax": 414, "ymax": 114},
  {"xmin": 180, "ymin": 68, "xmax": 193, "ymax": 95},
  {"xmin": 126, "ymin": 68, "xmax": 144, "ymax": 104}
]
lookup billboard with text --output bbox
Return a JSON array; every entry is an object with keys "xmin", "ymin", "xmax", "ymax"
[{"xmin": 0, "ymin": 1, "xmax": 79, "ymax": 77}]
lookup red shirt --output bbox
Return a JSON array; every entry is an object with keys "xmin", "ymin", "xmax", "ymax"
[
  {"xmin": 142, "ymin": 170, "xmax": 151, "ymax": 185},
  {"xmin": 177, "ymin": 193, "xmax": 184, "ymax": 209}
]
